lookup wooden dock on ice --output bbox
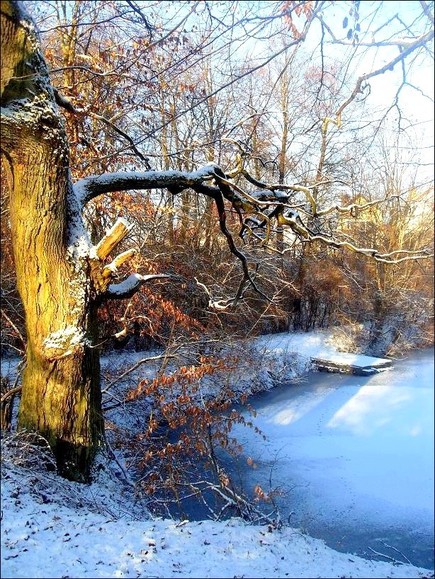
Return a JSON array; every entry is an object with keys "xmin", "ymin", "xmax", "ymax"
[{"xmin": 311, "ymin": 352, "xmax": 392, "ymax": 376}]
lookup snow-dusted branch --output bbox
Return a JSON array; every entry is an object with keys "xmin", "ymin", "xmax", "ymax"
[
  {"xmin": 106, "ymin": 273, "xmax": 174, "ymax": 300},
  {"xmin": 72, "ymin": 148, "xmax": 433, "ymax": 311},
  {"xmin": 89, "ymin": 218, "xmax": 177, "ymax": 299},
  {"xmin": 295, "ymin": 235, "xmax": 432, "ymax": 264},
  {"xmin": 88, "ymin": 217, "xmax": 174, "ymax": 300},
  {"xmin": 102, "ymin": 249, "xmax": 137, "ymax": 279},
  {"xmin": 78, "ymin": 161, "xmax": 432, "ymax": 303},
  {"xmin": 74, "ymin": 165, "xmax": 219, "ymax": 208},
  {"xmin": 74, "ymin": 165, "xmax": 272, "ymax": 304},
  {"xmin": 315, "ymin": 196, "xmax": 397, "ymax": 217}
]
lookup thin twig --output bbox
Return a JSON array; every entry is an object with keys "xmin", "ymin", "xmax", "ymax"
[{"xmin": 380, "ymin": 541, "xmax": 414, "ymax": 565}]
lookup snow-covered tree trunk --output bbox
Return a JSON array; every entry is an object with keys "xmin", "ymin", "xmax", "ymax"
[{"xmin": 1, "ymin": 0, "xmax": 103, "ymax": 481}]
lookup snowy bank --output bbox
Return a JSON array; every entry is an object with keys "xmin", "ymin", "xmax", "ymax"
[{"xmin": 1, "ymin": 451, "xmax": 432, "ymax": 579}]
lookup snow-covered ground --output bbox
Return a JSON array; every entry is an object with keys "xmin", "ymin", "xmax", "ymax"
[{"xmin": 1, "ymin": 329, "xmax": 434, "ymax": 578}]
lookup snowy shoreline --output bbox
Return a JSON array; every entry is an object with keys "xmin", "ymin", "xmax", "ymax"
[
  {"xmin": 1, "ymin": 330, "xmax": 434, "ymax": 578},
  {"xmin": 1, "ymin": 447, "xmax": 433, "ymax": 579}
]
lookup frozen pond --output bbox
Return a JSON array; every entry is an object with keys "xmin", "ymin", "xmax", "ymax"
[{"xmin": 224, "ymin": 348, "xmax": 434, "ymax": 569}]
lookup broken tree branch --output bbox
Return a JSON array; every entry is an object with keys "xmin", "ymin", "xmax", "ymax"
[{"xmin": 93, "ymin": 218, "xmax": 133, "ymax": 260}]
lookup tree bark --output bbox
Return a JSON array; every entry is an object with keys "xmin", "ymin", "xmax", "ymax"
[{"xmin": 1, "ymin": 0, "xmax": 103, "ymax": 481}]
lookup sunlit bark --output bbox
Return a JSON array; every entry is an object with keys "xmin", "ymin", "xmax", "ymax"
[{"xmin": 1, "ymin": 0, "xmax": 102, "ymax": 481}]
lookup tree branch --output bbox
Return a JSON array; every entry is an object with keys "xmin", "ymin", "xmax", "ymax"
[
  {"xmin": 334, "ymin": 29, "xmax": 435, "ymax": 124},
  {"xmin": 93, "ymin": 218, "xmax": 133, "ymax": 259},
  {"xmin": 75, "ymin": 162, "xmax": 432, "ymax": 310},
  {"xmin": 295, "ymin": 234, "xmax": 432, "ymax": 264},
  {"xmin": 74, "ymin": 165, "xmax": 219, "ymax": 207},
  {"xmin": 102, "ymin": 248, "xmax": 137, "ymax": 279},
  {"xmin": 89, "ymin": 112, "xmax": 150, "ymax": 165},
  {"xmin": 105, "ymin": 273, "xmax": 175, "ymax": 300}
]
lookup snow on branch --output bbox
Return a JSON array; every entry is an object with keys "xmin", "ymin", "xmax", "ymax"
[
  {"xmin": 74, "ymin": 165, "xmax": 272, "ymax": 304},
  {"xmin": 102, "ymin": 249, "xmax": 137, "ymax": 279},
  {"xmin": 106, "ymin": 273, "xmax": 174, "ymax": 300},
  {"xmin": 295, "ymin": 235, "xmax": 433, "ymax": 264},
  {"xmin": 75, "ymin": 163, "xmax": 431, "ymax": 310},
  {"xmin": 74, "ymin": 165, "xmax": 220, "ymax": 207}
]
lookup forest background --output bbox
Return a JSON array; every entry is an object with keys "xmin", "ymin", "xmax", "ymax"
[{"xmin": 1, "ymin": 0, "xmax": 433, "ymax": 359}]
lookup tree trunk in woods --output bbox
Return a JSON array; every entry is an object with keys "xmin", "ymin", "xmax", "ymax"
[{"xmin": 1, "ymin": 0, "xmax": 103, "ymax": 481}]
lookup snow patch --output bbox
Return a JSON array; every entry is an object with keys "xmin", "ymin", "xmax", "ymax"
[
  {"xmin": 43, "ymin": 325, "xmax": 86, "ymax": 350},
  {"xmin": 108, "ymin": 273, "xmax": 143, "ymax": 296}
]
